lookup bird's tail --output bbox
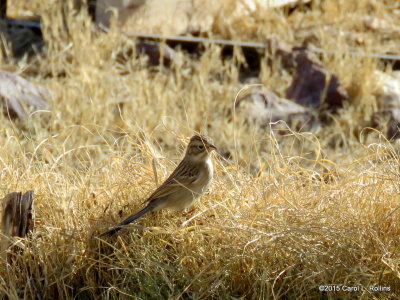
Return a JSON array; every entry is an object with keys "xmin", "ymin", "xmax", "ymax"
[{"xmin": 100, "ymin": 204, "xmax": 154, "ymax": 237}]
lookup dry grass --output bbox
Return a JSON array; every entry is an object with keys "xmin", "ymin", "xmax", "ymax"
[{"xmin": 1, "ymin": 0, "xmax": 400, "ymax": 299}]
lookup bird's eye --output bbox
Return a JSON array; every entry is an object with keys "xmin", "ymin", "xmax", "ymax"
[{"xmin": 197, "ymin": 145, "xmax": 204, "ymax": 150}]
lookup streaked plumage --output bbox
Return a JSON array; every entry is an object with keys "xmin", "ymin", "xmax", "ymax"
[{"xmin": 101, "ymin": 135, "xmax": 216, "ymax": 236}]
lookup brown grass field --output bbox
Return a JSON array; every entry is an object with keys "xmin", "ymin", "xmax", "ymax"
[{"xmin": 1, "ymin": 0, "xmax": 400, "ymax": 299}]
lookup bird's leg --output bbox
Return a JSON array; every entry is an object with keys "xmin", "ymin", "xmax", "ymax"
[{"xmin": 182, "ymin": 208, "xmax": 196, "ymax": 218}]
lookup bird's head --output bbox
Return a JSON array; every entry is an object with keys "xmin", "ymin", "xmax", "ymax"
[{"xmin": 185, "ymin": 134, "xmax": 217, "ymax": 162}]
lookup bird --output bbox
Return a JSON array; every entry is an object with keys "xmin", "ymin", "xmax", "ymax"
[{"xmin": 101, "ymin": 134, "xmax": 217, "ymax": 236}]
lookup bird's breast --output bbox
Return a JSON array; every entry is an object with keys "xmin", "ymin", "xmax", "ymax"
[
  {"xmin": 192, "ymin": 158, "xmax": 213, "ymax": 193},
  {"xmin": 206, "ymin": 157, "xmax": 214, "ymax": 178}
]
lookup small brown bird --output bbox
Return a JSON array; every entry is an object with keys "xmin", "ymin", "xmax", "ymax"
[{"xmin": 101, "ymin": 135, "xmax": 217, "ymax": 236}]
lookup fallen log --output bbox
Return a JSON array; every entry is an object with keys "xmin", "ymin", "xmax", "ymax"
[{"xmin": 1, "ymin": 190, "xmax": 35, "ymax": 238}]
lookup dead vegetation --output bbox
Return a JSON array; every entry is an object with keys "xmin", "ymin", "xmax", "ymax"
[{"xmin": 1, "ymin": 0, "xmax": 400, "ymax": 299}]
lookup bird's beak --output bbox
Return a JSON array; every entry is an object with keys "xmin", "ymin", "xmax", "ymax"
[{"xmin": 208, "ymin": 144, "xmax": 217, "ymax": 151}]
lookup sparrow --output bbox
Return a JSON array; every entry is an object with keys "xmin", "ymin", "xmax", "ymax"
[{"xmin": 101, "ymin": 134, "xmax": 216, "ymax": 236}]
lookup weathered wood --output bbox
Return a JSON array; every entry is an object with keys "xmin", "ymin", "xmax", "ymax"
[{"xmin": 2, "ymin": 190, "xmax": 34, "ymax": 237}]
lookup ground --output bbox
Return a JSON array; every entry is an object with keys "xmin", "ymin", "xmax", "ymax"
[{"xmin": 1, "ymin": 0, "xmax": 400, "ymax": 299}]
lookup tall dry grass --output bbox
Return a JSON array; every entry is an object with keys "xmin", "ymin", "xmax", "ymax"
[{"xmin": 1, "ymin": 0, "xmax": 400, "ymax": 298}]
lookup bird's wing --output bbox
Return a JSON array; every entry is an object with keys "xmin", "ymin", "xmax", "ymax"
[{"xmin": 143, "ymin": 160, "xmax": 200, "ymax": 203}]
